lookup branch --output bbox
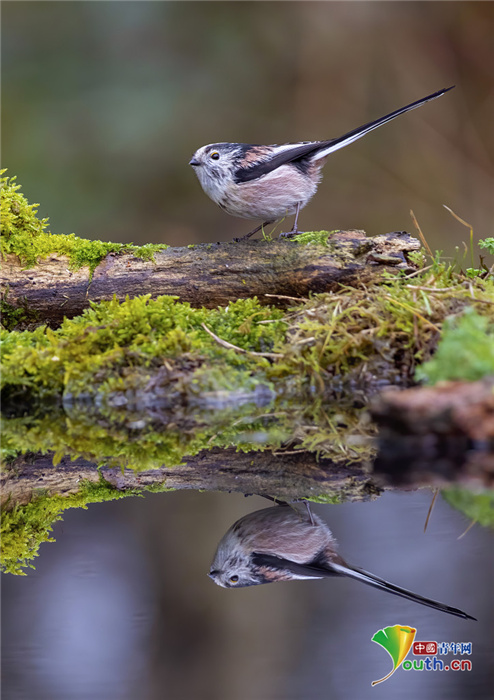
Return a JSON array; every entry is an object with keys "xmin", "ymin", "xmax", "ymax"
[{"xmin": 1, "ymin": 230, "xmax": 419, "ymax": 324}]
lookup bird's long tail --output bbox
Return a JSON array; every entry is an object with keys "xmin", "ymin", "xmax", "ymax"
[
  {"xmin": 252, "ymin": 551, "xmax": 475, "ymax": 620},
  {"xmin": 329, "ymin": 561, "xmax": 476, "ymax": 621},
  {"xmin": 312, "ymin": 86, "xmax": 455, "ymax": 162}
]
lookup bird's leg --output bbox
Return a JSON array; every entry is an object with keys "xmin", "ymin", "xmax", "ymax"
[
  {"xmin": 234, "ymin": 220, "xmax": 273, "ymax": 242},
  {"xmin": 279, "ymin": 202, "xmax": 303, "ymax": 238},
  {"xmin": 292, "ymin": 201, "xmax": 302, "ymax": 234},
  {"xmin": 246, "ymin": 494, "xmax": 315, "ymax": 524},
  {"xmin": 304, "ymin": 501, "xmax": 315, "ymax": 526}
]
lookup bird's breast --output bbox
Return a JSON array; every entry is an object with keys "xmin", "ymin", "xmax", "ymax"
[{"xmin": 223, "ymin": 166, "xmax": 320, "ymax": 220}]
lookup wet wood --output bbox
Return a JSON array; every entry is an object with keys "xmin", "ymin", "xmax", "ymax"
[{"xmin": 0, "ymin": 448, "xmax": 381, "ymax": 509}]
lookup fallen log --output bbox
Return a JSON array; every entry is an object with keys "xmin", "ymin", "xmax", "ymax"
[
  {"xmin": 0, "ymin": 448, "xmax": 380, "ymax": 510},
  {"xmin": 1, "ymin": 229, "xmax": 419, "ymax": 325}
]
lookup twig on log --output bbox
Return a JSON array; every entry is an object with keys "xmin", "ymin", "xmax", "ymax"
[{"xmin": 200, "ymin": 322, "xmax": 283, "ymax": 359}]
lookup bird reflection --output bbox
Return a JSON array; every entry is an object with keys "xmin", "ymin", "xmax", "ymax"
[{"xmin": 209, "ymin": 504, "xmax": 476, "ymax": 620}]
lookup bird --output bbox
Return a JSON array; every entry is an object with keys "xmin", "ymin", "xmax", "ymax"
[
  {"xmin": 208, "ymin": 504, "xmax": 476, "ymax": 620},
  {"xmin": 189, "ymin": 86, "xmax": 455, "ymax": 240}
]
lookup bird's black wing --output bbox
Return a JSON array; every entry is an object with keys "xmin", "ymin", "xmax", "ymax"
[
  {"xmin": 234, "ymin": 141, "xmax": 331, "ymax": 184},
  {"xmin": 252, "ymin": 552, "xmax": 339, "ymax": 578}
]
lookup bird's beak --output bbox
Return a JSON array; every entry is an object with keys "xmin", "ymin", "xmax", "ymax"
[{"xmin": 189, "ymin": 157, "xmax": 200, "ymax": 167}]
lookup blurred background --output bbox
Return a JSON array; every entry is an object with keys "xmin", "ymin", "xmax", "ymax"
[
  {"xmin": 2, "ymin": 2, "xmax": 493, "ymax": 250},
  {"xmin": 2, "ymin": 3, "xmax": 494, "ymax": 699}
]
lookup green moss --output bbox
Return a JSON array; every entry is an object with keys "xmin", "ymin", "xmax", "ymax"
[
  {"xmin": 1, "ymin": 398, "xmax": 291, "ymax": 474},
  {"xmin": 142, "ymin": 483, "xmax": 177, "ymax": 494},
  {"xmin": 0, "ymin": 295, "xmax": 285, "ymax": 399},
  {"xmin": 407, "ymin": 250, "xmax": 427, "ymax": 267},
  {"xmin": 291, "ymin": 230, "xmax": 336, "ymax": 246},
  {"xmin": 0, "ymin": 477, "xmax": 142, "ymax": 575},
  {"xmin": 4, "ymin": 173, "xmax": 494, "ymax": 573},
  {"xmin": 479, "ymin": 238, "xmax": 494, "ymax": 256},
  {"xmin": 2, "ymin": 260, "xmax": 493, "ymax": 469},
  {"xmin": 305, "ymin": 493, "xmax": 344, "ymax": 504},
  {"xmin": 0, "ymin": 171, "xmax": 168, "ymax": 276},
  {"xmin": 415, "ymin": 308, "xmax": 494, "ymax": 384},
  {"xmin": 1, "ymin": 296, "xmax": 31, "ymax": 331},
  {"xmin": 442, "ymin": 487, "xmax": 494, "ymax": 528},
  {"xmin": 414, "ymin": 308, "xmax": 494, "ymax": 527},
  {"xmin": 0, "ymin": 295, "xmax": 292, "ymax": 469}
]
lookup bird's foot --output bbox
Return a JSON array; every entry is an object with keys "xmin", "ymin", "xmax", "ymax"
[
  {"xmin": 279, "ymin": 229, "xmax": 303, "ymax": 239},
  {"xmin": 234, "ymin": 221, "xmax": 273, "ymax": 242}
]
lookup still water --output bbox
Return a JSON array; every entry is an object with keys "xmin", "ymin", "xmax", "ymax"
[{"xmin": 2, "ymin": 488, "xmax": 492, "ymax": 700}]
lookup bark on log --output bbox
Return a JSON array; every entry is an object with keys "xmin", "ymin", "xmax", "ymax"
[
  {"xmin": 1, "ymin": 230, "xmax": 419, "ymax": 324},
  {"xmin": 1, "ymin": 448, "xmax": 381, "ymax": 509},
  {"xmin": 372, "ymin": 378, "xmax": 494, "ymax": 487}
]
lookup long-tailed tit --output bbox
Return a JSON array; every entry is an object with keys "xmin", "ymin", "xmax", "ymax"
[
  {"xmin": 190, "ymin": 86, "xmax": 454, "ymax": 240},
  {"xmin": 209, "ymin": 504, "xmax": 475, "ymax": 620}
]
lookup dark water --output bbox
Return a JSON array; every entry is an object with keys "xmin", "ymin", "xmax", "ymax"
[{"xmin": 2, "ymin": 489, "xmax": 492, "ymax": 700}]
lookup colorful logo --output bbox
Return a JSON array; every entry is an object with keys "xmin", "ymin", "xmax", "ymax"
[
  {"xmin": 371, "ymin": 625, "xmax": 416, "ymax": 685},
  {"xmin": 371, "ymin": 626, "xmax": 473, "ymax": 685}
]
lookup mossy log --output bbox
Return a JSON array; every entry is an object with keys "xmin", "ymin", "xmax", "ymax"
[
  {"xmin": 372, "ymin": 378, "xmax": 494, "ymax": 487},
  {"xmin": 3, "ymin": 173, "xmax": 494, "ymax": 575},
  {"xmin": 3, "ymin": 270, "xmax": 493, "ymax": 509},
  {"xmin": 1, "ymin": 229, "xmax": 420, "ymax": 325},
  {"xmin": 1, "ymin": 446, "xmax": 382, "ymax": 575},
  {"xmin": 1, "ymin": 448, "xmax": 380, "ymax": 510}
]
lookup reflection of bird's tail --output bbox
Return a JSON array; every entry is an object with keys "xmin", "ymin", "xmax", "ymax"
[
  {"xmin": 251, "ymin": 552, "xmax": 476, "ymax": 620},
  {"xmin": 330, "ymin": 562, "xmax": 476, "ymax": 621}
]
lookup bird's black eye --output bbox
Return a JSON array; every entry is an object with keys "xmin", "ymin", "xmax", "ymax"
[
  {"xmin": 229, "ymin": 575, "xmax": 239, "ymax": 583},
  {"xmin": 210, "ymin": 151, "xmax": 220, "ymax": 160}
]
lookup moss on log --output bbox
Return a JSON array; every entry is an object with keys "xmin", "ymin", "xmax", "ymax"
[
  {"xmin": 1, "ymin": 230, "xmax": 423, "ymax": 325},
  {"xmin": 1, "ymin": 169, "xmax": 425, "ymax": 325},
  {"xmin": 2, "ymin": 172, "xmax": 494, "ymax": 576}
]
